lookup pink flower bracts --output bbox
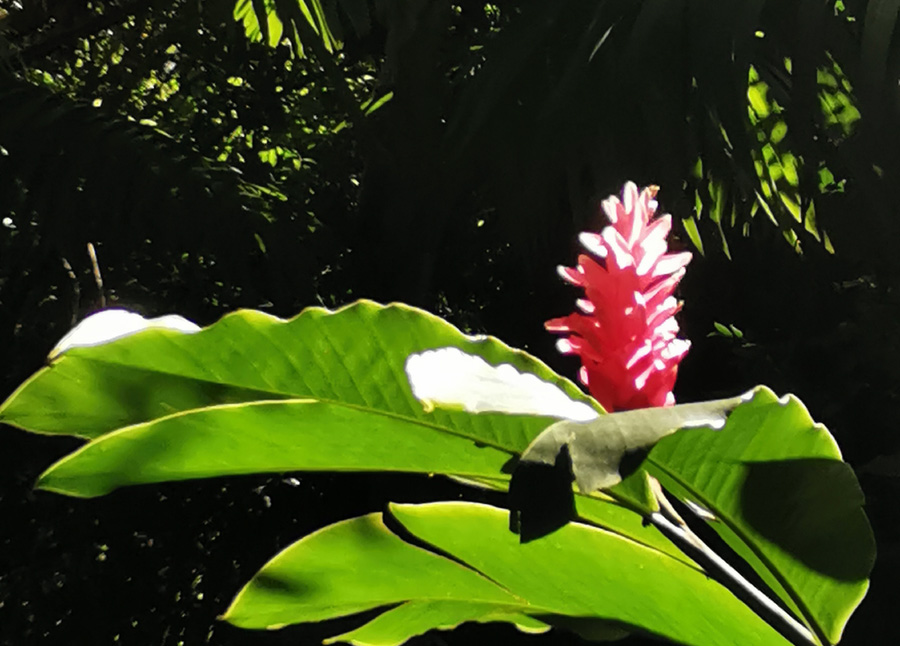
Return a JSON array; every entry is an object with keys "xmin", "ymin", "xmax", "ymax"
[{"xmin": 546, "ymin": 182, "xmax": 692, "ymax": 412}]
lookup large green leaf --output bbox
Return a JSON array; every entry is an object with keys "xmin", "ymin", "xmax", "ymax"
[
  {"xmin": 2, "ymin": 301, "xmax": 693, "ymax": 560},
  {"xmin": 644, "ymin": 388, "xmax": 875, "ymax": 645},
  {"xmin": 221, "ymin": 511, "xmax": 526, "ymax": 629},
  {"xmin": 224, "ymin": 502, "xmax": 792, "ymax": 646},
  {"xmin": 507, "ymin": 397, "xmax": 757, "ymax": 543},
  {"xmin": 223, "ymin": 509, "xmax": 551, "ymax": 644},
  {"xmin": 1, "ymin": 302, "xmax": 873, "ymax": 644},
  {"xmin": 1, "ymin": 303, "xmax": 592, "ymax": 493},
  {"xmin": 508, "ymin": 387, "xmax": 874, "ymax": 644},
  {"xmin": 33, "ymin": 400, "xmax": 516, "ymax": 498},
  {"xmin": 0, "ymin": 301, "xmax": 596, "ymax": 440}
]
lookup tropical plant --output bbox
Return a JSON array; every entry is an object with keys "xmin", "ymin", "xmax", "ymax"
[
  {"xmin": 0, "ymin": 299, "xmax": 875, "ymax": 646},
  {"xmin": 3, "ymin": 2, "xmax": 899, "ymax": 643},
  {"xmin": 0, "ymin": 183, "xmax": 875, "ymax": 645}
]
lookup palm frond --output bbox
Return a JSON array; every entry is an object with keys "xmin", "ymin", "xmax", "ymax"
[{"xmin": 235, "ymin": 0, "xmax": 350, "ymax": 55}]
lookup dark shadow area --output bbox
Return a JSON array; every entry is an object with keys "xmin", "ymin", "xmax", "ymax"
[
  {"xmin": 214, "ymin": 606, "xmax": 394, "ymax": 645},
  {"xmin": 533, "ymin": 615, "xmax": 645, "ymax": 643},
  {"xmin": 249, "ymin": 571, "xmax": 314, "ymax": 597},
  {"xmin": 740, "ymin": 459, "xmax": 876, "ymax": 581},
  {"xmin": 618, "ymin": 448, "xmax": 651, "ymax": 481},
  {"xmin": 508, "ymin": 445, "xmax": 576, "ymax": 543}
]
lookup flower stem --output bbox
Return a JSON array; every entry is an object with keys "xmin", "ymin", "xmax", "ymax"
[{"xmin": 647, "ymin": 478, "xmax": 819, "ymax": 646}]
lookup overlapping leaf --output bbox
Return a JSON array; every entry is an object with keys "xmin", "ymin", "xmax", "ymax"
[
  {"xmin": 0, "ymin": 301, "xmax": 875, "ymax": 644},
  {"xmin": 0, "ymin": 301, "xmax": 695, "ymax": 561},
  {"xmin": 513, "ymin": 386, "xmax": 875, "ymax": 644},
  {"xmin": 0, "ymin": 301, "xmax": 593, "ymax": 440},
  {"xmin": 234, "ymin": 0, "xmax": 343, "ymax": 54},
  {"xmin": 644, "ymin": 388, "xmax": 875, "ymax": 645},
  {"xmin": 224, "ymin": 502, "xmax": 791, "ymax": 646}
]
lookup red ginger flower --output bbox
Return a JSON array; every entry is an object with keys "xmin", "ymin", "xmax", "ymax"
[{"xmin": 546, "ymin": 182, "xmax": 692, "ymax": 412}]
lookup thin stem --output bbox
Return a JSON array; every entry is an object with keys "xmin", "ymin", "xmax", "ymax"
[
  {"xmin": 87, "ymin": 242, "xmax": 106, "ymax": 308},
  {"xmin": 647, "ymin": 478, "xmax": 818, "ymax": 646}
]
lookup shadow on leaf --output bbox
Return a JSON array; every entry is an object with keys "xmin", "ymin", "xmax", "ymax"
[{"xmin": 740, "ymin": 458, "xmax": 876, "ymax": 581}]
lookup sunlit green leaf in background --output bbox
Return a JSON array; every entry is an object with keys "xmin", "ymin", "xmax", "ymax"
[
  {"xmin": 235, "ymin": 0, "xmax": 284, "ymax": 48},
  {"xmin": 234, "ymin": 0, "xmax": 342, "ymax": 55}
]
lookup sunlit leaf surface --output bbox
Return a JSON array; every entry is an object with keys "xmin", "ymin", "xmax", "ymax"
[{"xmin": 224, "ymin": 502, "xmax": 792, "ymax": 646}]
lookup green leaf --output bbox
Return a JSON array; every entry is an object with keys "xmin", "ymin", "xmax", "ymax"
[
  {"xmin": 0, "ymin": 300, "xmax": 687, "ymax": 564},
  {"xmin": 514, "ymin": 394, "xmax": 748, "ymax": 493},
  {"xmin": 224, "ymin": 502, "xmax": 791, "ymax": 646},
  {"xmin": 682, "ymin": 215, "xmax": 705, "ymax": 255},
  {"xmin": 644, "ymin": 387, "xmax": 875, "ymax": 645},
  {"xmin": 0, "ymin": 301, "xmax": 596, "ymax": 440},
  {"xmin": 714, "ymin": 321, "xmax": 734, "ymax": 337},
  {"xmin": 3, "ymin": 302, "xmax": 586, "ymax": 492},
  {"xmin": 323, "ymin": 601, "xmax": 550, "ymax": 646},
  {"xmin": 235, "ymin": 0, "xmax": 284, "ymax": 47},
  {"xmin": 221, "ymin": 511, "xmax": 525, "ymax": 629},
  {"xmin": 234, "ymin": 0, "xmax": 341, "ymax": 54},
  {"xmin": 507, "ymin": 393, "xmax": 746, "ymax": 541},
  {"xmin": 363, "ymin": 91, "xmax": 394, "ymax": 116},
  {"xmin": 448, "ymin": 474, "xmax": 692, "ymax": 565},
  {"xmin": 508, "ymin": 387, "xmax": 874, "ymax": 642},
  {"xmin": 4, "ymin": 302, "xmax": 872, "ymax": 644},
  {"xmin": 34, "ymin": 400, "xmax": 517, "ymax": 498},
  {"xmin": 394, "ymin": 503, "xmax": 790, "ymax": 646}
]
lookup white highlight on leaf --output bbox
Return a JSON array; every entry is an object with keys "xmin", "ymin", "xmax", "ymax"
[
  {"xmin": 404, "ymin": 347, "xmax": 599, "ymax": 422},
  {"xmin": 50, "ymin": 309, "xmax": 201, "ymax": 359},
  {"xmin": 679, "ymin": 415, "xmax": 728, "ymax": 430},
  {"xmin": 684, "ymin": 499, "xmax": 717, "ymax": 521}
]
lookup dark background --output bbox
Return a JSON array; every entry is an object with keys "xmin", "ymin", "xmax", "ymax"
[{"xmin": 1, "ymin": 1, "xmax": 898, "ymax": 644}]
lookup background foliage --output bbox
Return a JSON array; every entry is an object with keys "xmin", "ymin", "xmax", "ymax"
[{"xmin": 1, "ymin": 0, "xmax": 898, "ymax": 644}]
